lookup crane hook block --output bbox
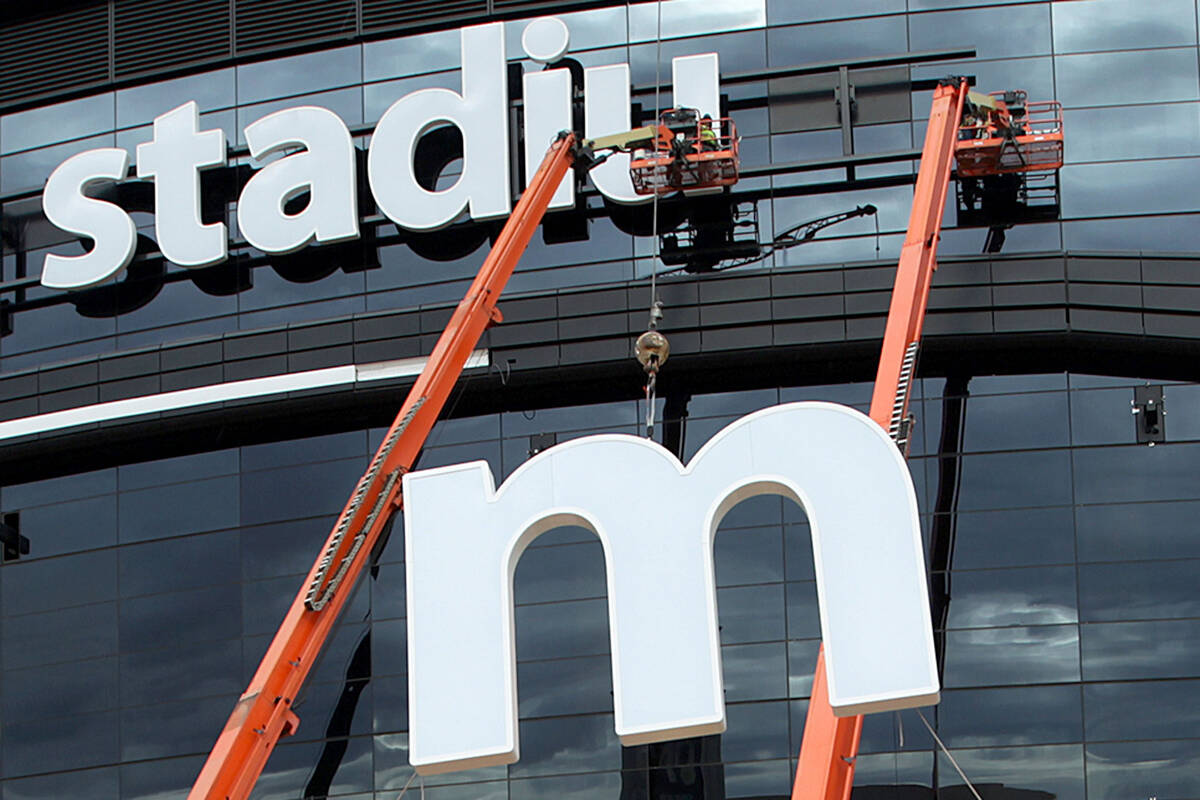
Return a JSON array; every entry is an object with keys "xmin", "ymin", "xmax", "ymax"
[{"xmin": 635, "ymin": 330, "xmax": 670, "ymax": 373}]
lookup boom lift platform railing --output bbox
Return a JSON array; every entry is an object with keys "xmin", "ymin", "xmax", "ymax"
[{"xmin": 790, "ymin": 76, "xmax": 1063, "ymax": 800}]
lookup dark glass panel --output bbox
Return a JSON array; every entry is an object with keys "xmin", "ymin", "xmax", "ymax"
[
  {"xmin": 1056, "ymin": 48, "xmax": 1200, "ymax": 107},
  {"xmin": 1164, "ymin": 383, "xmax": 1200, "ymax": 441},
  {"xmin": 516, "ymin": 597, "xmax": 611, "ymax": 660},
  {"xmin": 1, "ymin": 602, "xmax": 117, "ymax": 670},
  {"xmin": 1052, "ymin": 0, "xmax": 1198, "ymax": 53},
  {"xmin": 722, "ymin": 641, "xmax": 787, "ymax": 702},
  {"xmin": 788, "ymin": 698, "xmax": 808, "ymax": 753},
  {"xmin": 118, "ymin": 475, "xmax": 239, "ymax": 543},
  {"xmin": 1069, "ymin": 387, "xmax": 1138, "ymax": 446},
  {"xmin": 3, "ymin": 467, "xmax": 115, "ymax": 509},
  {"xmin": 955, "ymin": 449, "xmax": 1073, "ymax": 511},
  {"xmin": 951, "ymin": 507, "xmax": 1075, "ymax": 569},
  {"xmin": 936, "ymin": 744, "xmax": 1084, "ymax": 800},
  {"xmin": 1, "ymin": 548, "xmax": 116, "ymax": 615},
  {"xmin": 689, "ymin": 388, "xmax": 779, "ymax": 419},
  {"xmin": 945, "ymin": 566, "xmax": 1077, "ymax": 629},
  {"xmin": 1081, "ymin": 619, "xmax": 1200, "ymax": 681},
  {"xmin": 1065, "ymin": 103, "xmax": 1200, "ymax": 163},
  {"xmin": 118, "ymin": 448, "xmax": 238, "ymax": 491},
  {"xmin": 119, "ymin": 584, "xmax": 242, "ymax": 653},
  {"xmin": 373, "ymin": 671, "xmax": 410, "ymax": 733},
  {"xmin": 628, "ymin": 0, "xmax": 763, "ymax": 41},
  {"xmin": 959, "ymin": 374, "xmax": 1068, "ymax": 396},
  {"xmin": 424, "ymin": 780, "xmax": 509, "ymax": 800},
  {"xmin": 116, "ymin": 67, "xmax": 236, "ymax": 127},
  {"xmin": 501, "ymin": 400, "xmax": 638, "ymax": 439},
  {"xmin": 518, "ymin": 654, "xmax": 614, "ymax": 718},
  {"xmin": 858, "ymin": 707, "xmax": 935, "ymax": 754},
  {"xmin": 120, "ymin": 529, "xmax": 239, "ymax": 597},
  {"xmin": 372, "ymin": 617, "xmax": 409, "ymax": 678},
  {"xmin": 0, "ymin": 766, "xmax": 118, "ymax": 800},
  {"xmin": 370, "ymin": 559, "xmax": 407, "ymax": 620},
  {"xmin": 241, "ymin": 515, "xmax": 336, "ymax": 582},
  {"xmin": 714, "ymin": 525, "xmax": 784, "ymax": 587},
  {"xmin": 515, "ymin": 540, "xmax": 606, "ymax": 605},
  {"xmin": 239, "ymin": 457, "xmax": 363, "ymax": 526},
  {"xmin": 235, "ymin": 258, "xmax": 367, "ymax": 315},
  {"xmin": 943, "ymin": 624, "xmax": 1080, "ymax": 687},
  {"xmin": 766, "ymin": 17, "xmax": 909, "ymax": 68},
  {"xmin": 1084, "ymin": 679, "xmax": 1200, "ymax": 742},
  {"xmin": 118, "ymin": 755, "xmax": 205, "ymax": 800},
  {"xmin": 850, "ymin": 750, "xmax": 933, "ymax": 792},
  {"xmin": 1073, "ymin": 442, "xmax": 1200, "ymax": 505},
  {"xmin": 0, "ymin": 133, "xmax": 115, "ymax": 192},
  {"xmin": 724, "ymin": 758, "xmax": 791, "ymax": 799},
  {"xmin": 120, "ymin": 693, "xmax": 239, "ymax": 761},
  {"xmin": 242, "ymin": 574, "xmax": 301, "ymax": 638},
  {"xmin": 1086, "ymin": 740, "xmax": 1200, "ymax": 800},
  {"xmin": 365, "ymin": 29, "xmax": 461, "ymax": 81},
  {"xmin": 768, "ymin": 0, "xmax": 904, "ymax": 25},
  {"xmin": 723, "ymin": 700, "xmax": 790, "ymax": 761},
  {"xmin": 16, "ymin": 493, "xmax": 117, "ymax": 560},
  {"xmin": 723, "ymin": 494, "xmax": 785, "ymax": 529},
  {"xmin": 254, "ymin": 734, "xmax": 373, "ymax": 799},
  {"xmin": 119, "ymin": 636, "xmax": 243, "ymax": 707},
  {"xmin": 1079, "ymin": 560, "xmax": 1200, "ymax": 621},
  {"xmin": 783, "ymin": 522, "xmax": 815, "ymax": 581},
  {"xmin": 1064, "ymin": 212, "xmax": 1200, "ymax": 252},
  {"xmin": 909, "ymin": 4, "xmax": 1050, "ymax": 59},
  {"xmin": 1076, "ymin": 500, "xmax": 1200, "ymax": 562},
  {"xmin": 785, "ymin": 581, "xmax": 820, "ymax": 641},
  {"xmin": 718, "ymin": 583, "xmax": 786, "ymax": 645},
  {"xmin": 237, "ymin": 45, "xmax": 361, "ymax": 105},
  {"xmin": 241, "ymin": 430, "xmax": 366, "ymax": 472},
  {"xmin": 305, "ymin": 618, "xmax": 370, "ymax": 688},
  {"xmin": 938, "ymin": 685, "xmax": 1082, "ymax": 747},
  {"xmin": 957, "ymin": 391, "xmax": 1070, "ymax": 452},
  {"xmin": 2, "ymin": 656, "xmax": 118, "ymax": 721},
  {"xmin": 372, "ymin": 732, "xmax": 411, "ymax": 791},
  {"xmin": 787, "ymin": 639, "xmax": 819, "ymax": 699},
  {"xmin": 511, "ymin": 772, "xmax": 620, "ymax": 800},
  {"xmin": 1062, "ymin": 158, "xmax": 1200, "ymax": 218},
  {"xmin": 429, "ymin": 413, "xmax": 501, "ymax": 446},
  {"xmin": 629, "ymin": 30, "xmax": 767, "ymax": 85},
  {"xmin": 0, "ymin": 93, "xmax": 114, "ymax": 155},
  {"xmin": 510, "ymin": 713, "xmax": 621, "ymax": 777},
  {"xmin": 0, "ymin": 710, "xmax": 118, "ymax": 777}
]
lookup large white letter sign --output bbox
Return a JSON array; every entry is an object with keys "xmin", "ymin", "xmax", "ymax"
[
  {"xmin": 403, "ymin": 401, "xmax": 939, "ymax": 775},
  {"xmin": 41, "ymin": 148, "xmax": 137, "ymax": 289},
  {"xmin": 367, "ymin": 23, "xmax": 510, "ymax": 231},
  {"xmin": 238, "ymin": 106, "xmax": 359, "ymax": 254},
  {"xmin": 136, "ymin": 101, "xmax": 228, "ymax": 267}
]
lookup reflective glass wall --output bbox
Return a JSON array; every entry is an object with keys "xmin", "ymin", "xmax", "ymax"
[
  {"xmin": 3, "ymin": 372, "xmax": 1200, "ymax": 800},
  {"xmin": 0, "ymin": 0, "xmax": 1196, "ymax": 373}
]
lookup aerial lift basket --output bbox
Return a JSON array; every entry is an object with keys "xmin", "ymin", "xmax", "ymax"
[{"xmin": 630, "ymin": 109, "xmax": 740, "ymax": 195}]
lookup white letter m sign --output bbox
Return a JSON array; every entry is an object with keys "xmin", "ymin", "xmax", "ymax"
[{"xmin": 402, "ymin": 402, "xmax": 939, "ymax": 775}]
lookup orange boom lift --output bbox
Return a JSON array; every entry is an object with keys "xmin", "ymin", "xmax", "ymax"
[
  {"xmin": 790, "ymin": 78, "xmax": 1062, "ymax": 800},
  {"xmin": 188, "ymin": 119, "xmax": 736, "ymax": 800}
]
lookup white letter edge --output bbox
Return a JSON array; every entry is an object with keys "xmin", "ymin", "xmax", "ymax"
[{"xmin": 403, "ymin": 401, "xmax": 939, "ymax": 775}]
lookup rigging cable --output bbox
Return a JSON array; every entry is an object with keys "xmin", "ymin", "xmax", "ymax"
[
  {"xmin": 636, "ymin": 0, "xmax": 669, "ymax": 439},
  {"xmin": 916, "ymin": 709, "xmax": 984, "ymax": 800}
]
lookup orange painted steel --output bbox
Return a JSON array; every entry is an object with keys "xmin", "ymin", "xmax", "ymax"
[
  {"xmin": 791, "ymin": 79, "xmax": 968, "ymax": 800},
  {"xmin": 188, "ymin": 132, "xmax": 578, "ymax": 800}
]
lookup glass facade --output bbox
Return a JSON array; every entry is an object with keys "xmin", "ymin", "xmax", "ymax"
[
  {"xmin": 0, "ymin": 1, "xmax": 1198, "ymax": 799},
  {"xmin": 4, "ymin": 375, "xmax": 1200, "ymax": 799}
]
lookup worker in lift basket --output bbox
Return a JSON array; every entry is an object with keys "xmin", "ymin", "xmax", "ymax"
[{"xmin": 699, "ymin": 114, "xmax": 718, "ymax": 151}]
